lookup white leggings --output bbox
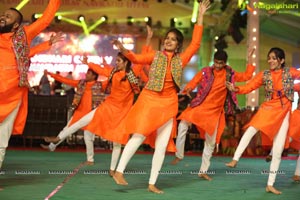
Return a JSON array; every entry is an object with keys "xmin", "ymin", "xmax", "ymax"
[
  {"xmin": 233, "ymin": 112, "xmax": 290, "ymax": 186},
  {"xmin": 0, "ymin": 101, "xmax": 21, "ymax": 169},
  {"xmin": 199, "ymin": 121, "xmax": 218, "ymax": 174},
  {"xmin": 295, "ymin": 151, "xmax": 300, "ymax": 176},
  {"xmin": 116, "ymin": 119, "xmax": 173, "ymax": 185},
  {"xmin": 110, "ymin": 142, "xmax": 122, "ymax": 171},
  {"xmin": 84, "ymin": 130, "xmax": 95, "ymax": 162},
  {"xmin": 175, "ymin": 120, "xmax": 190, "ymax": 159}
]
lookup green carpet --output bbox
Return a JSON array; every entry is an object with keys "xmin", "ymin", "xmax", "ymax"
[{"xmin": 0, "ymin": 150, "xmax": 299, "ymax": 200}]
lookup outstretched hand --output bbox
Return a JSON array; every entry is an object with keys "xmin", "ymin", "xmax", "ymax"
[
  {"xmin": 225, "ymin": 81, "xmax": 238, "ymax": 92},
  {"xmin": 111, "ymin": 39, "xmax": 126, "ymax": 52},
  {"xmin": 247, "ymin": 48, "xmax": 256, "ymax": 63},
  {"xmin": 146, "ymin": 25, "xmax": 153, "ymax": 45},
  {"xmin": 49, "ymin": 32, "xmax": 64, "ymax": 45},
  {"xmin": 80, "ymin": 54, "xmax": 88, "ymax": 64},
  {"xmin": 198, "ymin": 0, "xmax": 211, "ymax": 16}
]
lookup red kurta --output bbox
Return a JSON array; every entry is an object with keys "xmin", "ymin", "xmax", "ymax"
[
  {"xmin": 109, "ymin": 25, "xmax": 204, "ymax": 152},
  {"xmin": 0, "ymin": 0, "xmax": 61, "ymax": 135},
  {"xmin": 178, "ymin": 64, "xmax": 255, "ymax": 145},
  {"xmin": 84, "ymin": 63, "xmax": 138, "ymax": 144},
  {"xmin": 237, "ymin": 67, "xmax": 300, "ymax": 145}
]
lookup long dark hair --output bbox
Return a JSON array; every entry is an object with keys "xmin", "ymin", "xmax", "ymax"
[
  {"xmin": 117, "ymin": 52, "xmax": 132, "ymax": 81},
  {"xmin": 268, "ymin": 47, "xmax": 285, "ymax": 68},
  {"xmin": 164, "ymin": 28, "xmax": 184, "ymax": 53}
]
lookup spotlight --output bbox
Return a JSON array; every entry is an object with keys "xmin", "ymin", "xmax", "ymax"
[
  {"xmin": 55, "ymin": 15, "xmax": 62, "ymax": 23},
  {"xmin": 214, "ymin": 34, "xmax": 228, "ymax": 51},
  {"xmin": 127, "ymin": 16, "xmax": 134, "ymax": 25},
  {"xmin": 184, "ymin": 0, "xmax": 189, "ymax": 3},
  {"xmin": 144, "ymin": 16, "xmax": 152, "ymax": 26},
  {"xmin": 101, "ymin": 15, "xmax": 108, "ymax": 22},
  {"xmin": 78, "ymin": 15, "xmax": 85, "ymax": 22},
  {"xmin": 170, "ymin": 17, "xmax": 177, "ymax": 28},
  {"xmin": 171, "ymin": 0, "xmax": 176, "ymax": 3},
  {"xmin": 31, "ymin": 13, "xmax": 38, "ymax": 22}
]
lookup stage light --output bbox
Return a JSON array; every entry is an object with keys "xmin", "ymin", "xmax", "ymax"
[
  {"xmin": 214, "ymin": 34, "xmax": 228, "ymax": 51},
  {"xmin": 31, "ymin": 13, "xmax": 39, "ymax": 22},
  {"xmin": 170, "ymin": 18, "xmax": 177, "ymax": 27},
  {"xmin": 55, "ymin": 15, "xmax": 62, "ymax": 23},
  {"xmin": 144, "ymin": 16, "xmax": 152, "ymax": 26},
  {"xmin": 101, "ymin": 15, "xmax": 108, "ymax": 22},
  {"xmin": 78, "ymin": 15, "xmax": 85, "ymax": 22},
  {"xmin": 15, "ymin": 0, "xmax": 30, "ymax": 10},
  {"xmin": 127, "ymin": 16, "xmax": 134, "ymax": 25},
  {"xmin": 184, "ymin": 0, "xmax": 190, "ymax": 3},
  {"xmin": 171, "ymin": 0, "xmax": 176, "ymax": 3}
]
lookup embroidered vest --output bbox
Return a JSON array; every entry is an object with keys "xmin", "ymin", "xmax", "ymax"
[
  {"xmin": 12, "ymin": 26, "xmax": 30, "ymax": 87},
  {"xmin": 72, "ymin": 80, "xmax": 105, "ymax": 110},
  {"xmin": 263, "ymin": 67, "xmax": 294, "ymax": 101},
  {"xmin": 105, "ymin": 67, "xmax": 140, "ymax": 94},
  {"xmin": 190, "ymin": 66, "xmax": 239, "ymax": 115},
  {"xmin": 145, "ymin": 51, "xmax": 182, "ymax": 92}
]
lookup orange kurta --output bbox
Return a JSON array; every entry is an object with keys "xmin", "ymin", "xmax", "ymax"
[
  {"xmin": 109, "ymin": 25, "xmax": 204, "ymax": 152},
  {"xmin": 237, "ymin": 67, "xmax": 300, "ymax": 145},
  {"xmin": 48, "ymin": 72, "xmax": 101, "ymax": 130},
  {"xmin": 288, "ymin": 83, "xmax": 300, "ymax": 150},
  {"xmin": 178, "ymin": 64, "xmax": 255, "ymax": 145},
  {"xmin": 85, "ymin": 63, "xmax": 137, "ymax": 144},
  {"xmin": 0, "ymin": 0, "xmax": 60, "ymax": 135}
]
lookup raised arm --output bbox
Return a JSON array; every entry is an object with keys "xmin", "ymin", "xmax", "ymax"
[
  {"xmin": 48, "ymin": 71, "xmax": 78, "ymax": 87},
  {"xmin": 25, "ymin": 0, "xmax": 61, "ymax": 41},
  {"xmin": 180, "ymin": 0, "xmax": 210, "ymax": 66},
  {"xmin": 81, "ymin": 54, "xmax": 112, "ymax": 77},
  {"xmin": 29, "ymin": 32, "xmax": 64, "ymax": 57},
  {"xmin": 233, "ymin": 48, "xmax": 256, "ymax": 82}
]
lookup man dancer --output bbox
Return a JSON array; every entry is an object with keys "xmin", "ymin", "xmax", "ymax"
[{"xmin": 0, "ymin": 0, "xmax": 61, "ymax": 170}]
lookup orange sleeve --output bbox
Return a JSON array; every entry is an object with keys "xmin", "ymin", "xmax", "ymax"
[
  {"xmin": 183, "ymin": 71, "xmax": 203, "ymax": 92},
  {"xmin": 294, "ymin": 83, "xmax": 300, "ymax": 92},
  {"xmin": 233, "ymin": 64, "xmax": 256, "ymax": 82},
  {"xmin": 87, "ymin": 63, "xmax": 112, "ymax": 77},
  {"xmin": 25, "ymin": 0, "xmax": 61, "ymax": 41},
  {"xmin": 180, "ymin": 25, "xmax": 203, "ymax": 67},
  {"xmin": 236, "ymin": 71, "xmax": 264, "ymax": 94},
  {"xmin": 123, "ymin": 50, "xmax": 156, "ymax": 65},
  {"xmin": 48, "ymin": 72, "xmax": 78, "ymax": 87},
  {"xmin": 29, "ymin": 41, "xmax": 51, "ymax": 58},
  {"xmin": 290, "ymin": 67, "xmax": 300, "ymax": 79}
]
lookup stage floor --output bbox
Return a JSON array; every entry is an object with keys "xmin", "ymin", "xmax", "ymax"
[{"xmin": 0, "ymin": 149, "xmax": 299, "ymax": 200}]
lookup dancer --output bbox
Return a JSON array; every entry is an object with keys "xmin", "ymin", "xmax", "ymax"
[
  {"xmin": 225, "ymin": 47, "xmax": 300, "ymax": 194},
  {"xmin": 287, "ymin": 82, "xmax": 300, "ymax": 182},
  {"xmin": 42, "ymin": 69, "xmax": 106, "ymax": 165},
  {"xmin": 111, "ymin": 0, "xmax": 210, "ymax": 194},
  {"xmin": 170, "ymin": 49, "xmax": 255, "ymax": 182},
  {"xmin": 42, "ymin": 52, "xmax": 142, "ymax": 176},
  {"xmin": 0, "ymin": 0, "xmax": 61, "ymax": 170}
]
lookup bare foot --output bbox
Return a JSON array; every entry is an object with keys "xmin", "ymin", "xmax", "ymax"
[
  {"xmin": 265, "ymin": 185, "xmax": 282, "ymax": 195},
  {"xmin": 148, "ymin": 184, "xmax": 164, "ymax": 194},
  {"xmin": 225, "ymin": 160, "xmax": 237, "ymax": 168},
  {"xmin": 44, "ymin": 137, "xmax": 60, "ymax": 144},
  {"xmin": 84, "ymin": 161, "xmax": 94, "ymax": 166},
  {"xmin": 109, "ymin": 170, "xmax": 115, "ymax": 177},
  {"xmin": 292, "ymin": 175, "xmax": 300, "ymax": 182},
  {"xmin": 265, "ymin": 155, "xmax": 272, "ymax": 162},
  {"xmin": 170, "ymin": 157, "xmax": 182, "ymax": 165},
  {"xmin": 198, "ymin": 173, "xmax": 212, "ymax": 181},
  {"xmin": 113, "ymin": 171, "xmax": 128, "ymax": 185}
]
